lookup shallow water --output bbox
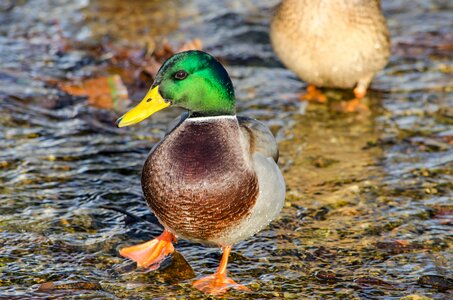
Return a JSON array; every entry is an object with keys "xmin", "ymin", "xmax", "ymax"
[{"xmin": 0, "ymin": 0, "xmax": 452, "ymax": 299}]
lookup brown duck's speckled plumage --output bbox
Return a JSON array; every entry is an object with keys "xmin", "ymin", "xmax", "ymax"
[
  {"xmin": 141, "ymin": 117, "xmax": 259, "ymax": 244},
  {"xmin": 271, "ymin": 0, "xmax": 390, "ymax": 89}
]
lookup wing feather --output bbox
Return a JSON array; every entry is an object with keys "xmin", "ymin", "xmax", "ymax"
[{"xmin": 237, "ymin": 116, "xmax": 279, "ymax": 162}]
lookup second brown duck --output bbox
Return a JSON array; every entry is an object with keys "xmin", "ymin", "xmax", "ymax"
[{"xmin": 271, "ymin": 0, "xmax": 391, "ymax": 110}]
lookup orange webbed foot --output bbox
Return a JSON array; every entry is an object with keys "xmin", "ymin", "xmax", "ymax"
[
  {"xmin": 299, "ymin": 84, "xmax": 327, "ymax": 103},
  {"xmin": 192, "ymin": 273, "xmax": 249, "ymax": 295},
  {"xmin": 192, "ymin": 245, "xmax": 250, "ymax": 295},
  {"xmin": 333, "ymin": 98, "xmax": 370, "ymax": 113},
  {"xmin": 120, "ymin": 230, "xmax": 176, "ymax": 270},
  {"xmin": 331, "ymin": 83, "xmax": 370, "ymax": 113}
]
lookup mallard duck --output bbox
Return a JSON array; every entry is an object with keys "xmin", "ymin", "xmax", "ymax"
[
  {"xmin": 116, "ymin": 50, "xmax": 285, "ymax": 295},
  {"xmin": 270, "ymin": 0, "xmax": 390, "ymax": 111}
]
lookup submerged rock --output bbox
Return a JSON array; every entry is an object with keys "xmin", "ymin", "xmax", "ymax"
[
  {"xmin": 157, "ymin": 251, "xmax": 196, "ymax": 283},
  {"xmin": 417, "ymin": 275, "xmax": 453, "ymax": 292},
  {"xmin": 37, "ymin": 281, "xmax": 102, "ymax": 291}
]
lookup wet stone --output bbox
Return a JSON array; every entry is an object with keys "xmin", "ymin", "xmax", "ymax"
[
  {"xmin": 313, "ymin": 207, "xmax": 330, "ymax": 220},
  {"xmin": 354, "ymin": 277, "xmax": 396, "ymax": 289},
  {"xmin": 314, "ymin": 270, "xmax": 338, "ymax": 283},
  {"xmin": 417, "ymin": 275, "xmax": 453, "ymax": 292},
  {"xmin": 308, "ymin": 155, "xmax": 340, "ymax": 168},
  {"xmin": 37, "ymin": 281, "xmax": 103, "ymax": 291},
  {"xmin": 400, "ymin": 295, "xmax": 434, "ymax": 300},
  {"xmin": 155, "ymin": 251, "xmax": 196, "ymax": 283}
]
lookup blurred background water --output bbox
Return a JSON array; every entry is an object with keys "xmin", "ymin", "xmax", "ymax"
[{"xmin": 0, "ymin": 0, "xmax": 452, "ymax": 298}]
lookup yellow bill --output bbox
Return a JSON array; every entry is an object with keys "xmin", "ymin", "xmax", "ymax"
[{"xmin": 116, "ymin": 85, "xmax": 170, "ymax": 128}]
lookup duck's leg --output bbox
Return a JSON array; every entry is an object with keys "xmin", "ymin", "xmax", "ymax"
[
  {"xmin": 192, "ymin": 246, "xmax": 249, "ymax": 295},
  {"xmin": 353, "ymin": 82, "xmax": 368, "ymax": 99},
  {"xmin": 120, "ymin": 230, "xmax": 176, "ymax": 270},
  {"xmin": 335, "ymin": 76, "xmax": 372, "ymax": 113},
  {"xmin": 299, "ymin": 84, "xmax": 327, "ymax": 103}
]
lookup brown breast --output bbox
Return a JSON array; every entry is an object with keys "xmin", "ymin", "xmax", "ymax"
[{"xmin": 141, "ymin": 117, "xmax": 259, "ymax": 242}]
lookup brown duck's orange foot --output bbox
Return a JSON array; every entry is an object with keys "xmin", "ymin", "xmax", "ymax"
[
  {"xmin": 192, "ymin": 273, "xmax": 250, "ymax": 295},
  {"xmin": 353, "ymin": 85, "xmax": 367, "ymax": 99},
  {"xmin": 119, "ymin": 230, "xmax": 175, "ymax": 270},
  {"xmin": 299, "ymin": 84, "xmax": 327, "ymax": 103},
  {"xmin": 334, "ymin": 98, "xmax": 370, "ymax": 113}
]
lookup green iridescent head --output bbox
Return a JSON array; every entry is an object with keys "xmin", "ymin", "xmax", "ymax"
[
  {"xmin": 154, "ymin": 50, "xmax": 236, "ymax": 116},
  {"xmin": 116, "ymin": 50, "xmax": 236, "ymax": 127}
]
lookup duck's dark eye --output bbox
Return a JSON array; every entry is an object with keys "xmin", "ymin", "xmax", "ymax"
[{"xmin": 174, "ymin": 70, "xmax": 188, "ymax": 80}]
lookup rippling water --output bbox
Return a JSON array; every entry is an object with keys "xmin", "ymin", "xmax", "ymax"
[{"xmin": 0, "ymin": 0, "xmax": 452, "ymax": 298}]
